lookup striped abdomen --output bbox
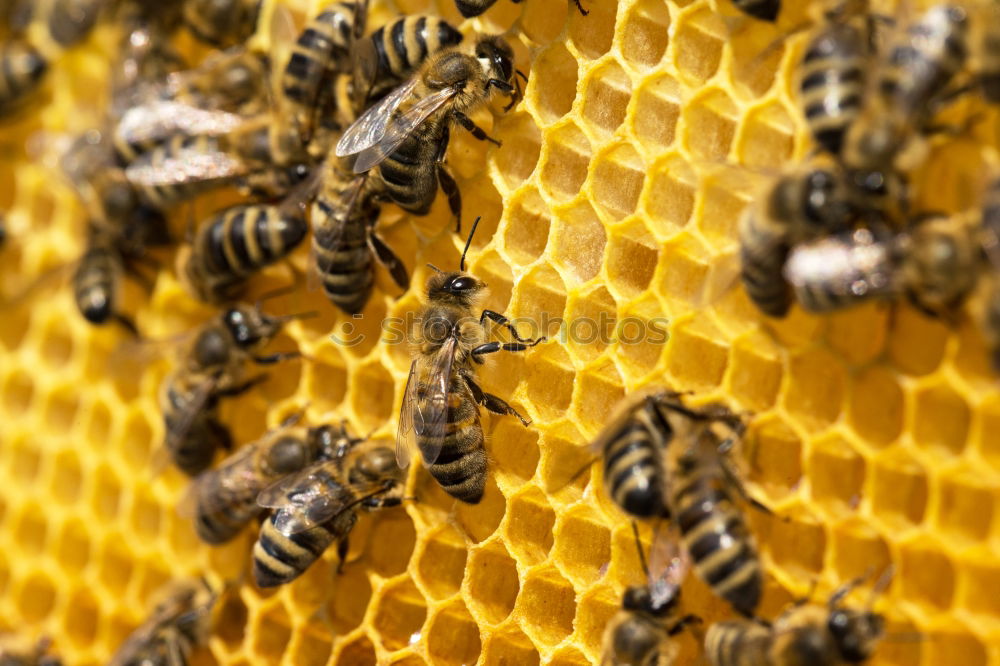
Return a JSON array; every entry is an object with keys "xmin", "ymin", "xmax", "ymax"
[
  {"xmin": 364, "ymin": 16, "xmax": 462, "ymax": 101},
  {"xmin": 415, "ymin": 377, "xmax": 486, "ymax": 504},
  {"xmin": 671, "ymin": 466, "xmax": 762, "ymax": 617},
  {"xmin": 732, "ymin": 0, "xmax": 779, "ymax": 22},
  {"xmin": 880, "ymin": 5, "xmax": 968, "ymax": 114},
  {"xmin": 603, "ymin": 421, "xmax": 669, "ymax": 519},
  {"xmin": 311, "ymin": 166, "xmax": 377, "ymax": 314},
  {"xmin": 704, "ymin": 621, "xmax": 771, "ymax": 666},
  {"xmin": 281, "ymin": 3, "xmax": 356, "ymax": 138},
  {"xmin": 0, "ymin": 40, "xmax": 47, "ymax": 115},
  {"xmin": 183, "ymin": 0, "xmax": 260, "ymax": 47},
  {"xmin": 162, "ymin": 373, "xmax": 229, "ymax": 476},
  {"xmin": 73, "ymin": 237, "xmax": 120, "ymax": 325},
  {"xmin": 738, "ymin": 210, "xmax": 792, "ymax": 318},
  {"xmin": 374, "ymin": 125, "xmax": 441, "ymax": 215},
  {"xmin": 799, "ymin": 22, "xmax": 866, "ymax": 156},
  {"xmin": 187, "ymin": 204, "xmax": 307, "ymax": 302},
  {"xmin": 252, "ymin": 486, "xmax": 357, "ymax": 587}
]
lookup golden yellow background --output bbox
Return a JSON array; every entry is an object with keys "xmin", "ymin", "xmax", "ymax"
[{"xmin": 1, "ymin": 0, "xmax": 998, "ymax": 663}]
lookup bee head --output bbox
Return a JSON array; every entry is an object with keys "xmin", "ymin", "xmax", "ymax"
[
  {"xmin": 828, "ymin": 608, "xmax": 885, "ymax": 662},
  {"xmin": 427, "ymin": 270, "xmax": 484, "ymax": 305},
  {"xmin": 222, "ymin": 305, "xmax": 278, "ymax": 349},
  {"xmin": 474, "ymin": 35, "xmax": 514, "ymax": 85},
  {"xmin": 266, "ymin": 437, "xmax": 311, "ymax": 475},
  {"xmin": 349, "ymin": 445, "xmax": 403, "ymax": 486}
]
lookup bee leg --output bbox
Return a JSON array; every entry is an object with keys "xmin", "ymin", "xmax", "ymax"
[
  {"xmin": 465, "ymin": 376, "xmax": 531, "ymax": 426},
  {"xmin": 437, "ymin": 164, "xmax": 462, "ymax": 234},
  {"xmin": 214, "ymin": 374, "xmax": 269, "ymax": 398},
  {"xmin": 452, "ymin": 112, "xmax": 502, "ymax": 147},
  {"xmin": 569, "ymin": 0, "xmax": 589, "ymax": 15},
  {"xmin": 479, "ymin": 309, "xmax": 538, "ymax": 342},
  {"xmin": 471, "ymin": 338, "xmax": 545, "ymax": 360},
  {"xmin": 252, "ymin": 351, "xmax": 301, "ymax": 365},
  {"xmin": 666, "ymin": 614, "xmax": 701, "ymax": 636},
  {"xmin": 336, "ymin": 536, "xmax": 350, "ymax": 574},
  {"xmin": 162, "ymin": 626, "xmax": 186, "ymax": 666},
  {"xmin": 368, "ymin": 231, "xmax": 410, "ymax": 289},
  {"xmin": 112, "ymin": 312, "xmax": 140, "ymax": 337},
  {"xmin": 717, "ymin": 447, "xmax": 776, "ymax": 517},
  {"xmin": 361, "ymin": 495, "xmax": 403, "ymax": 509}
]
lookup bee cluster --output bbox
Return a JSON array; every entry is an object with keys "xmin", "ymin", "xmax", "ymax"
[
  {"xmin": 739, "ymin": 1, "xmax": 1000, "ymax": 369},
  {"xmin": 0, "ymin": 0, "xmax": 997, "ymax": 664}
]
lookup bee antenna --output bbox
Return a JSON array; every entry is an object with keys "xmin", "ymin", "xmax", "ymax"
[
  {"xmin": 460, "ymin": 216, "xmax": 481, "ymax": 271},
  {"xmin": 868, "ymin": 565, "xmax": 894, "ymax": 608},
  {"xmin": 426, "ymin": 263, "xmax": 443, "ymax": 273},
  {"xmin": 516, "ymin": 69, "xmax": 528, "ymax": 83}
]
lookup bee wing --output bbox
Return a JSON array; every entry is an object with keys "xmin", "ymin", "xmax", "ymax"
[
  {"xmin": 395, "ymin": 361, "xmax": 419, "ymax": 469},
  {"xmin": 335, "ymin": 78, "xmax": 418, "ymax": 157},
  {"xmin": 413, "ymin": 336, "xmax": 458, "ymax": 467},
  {"xmin": 177, "ymin": 442, "xmax": 261, "ymax": 518},
  {"xmin": 124, "ymin": 140, "xmax": 248, "ymax": 187},
  {"xmin": 115, "ymin": 101, "xmax": 246, "ymax": 148},
  {"xmin": 307, "ymin": 171, "xmax": 369, "ymax": 292},
  {"xmin": 647, "ymin": 525, "xmax": 690, "ymax": 610},
  {"xmin": 257, "ymin": 460, "xmax": 343, "ymax": 535},
  {"xmin": 351, "ymin": 87, "xmax": 459, "ymax": 174},
  {"xmin": 350, "ymin": 33, "xmax": 379, "ymax": 104}
]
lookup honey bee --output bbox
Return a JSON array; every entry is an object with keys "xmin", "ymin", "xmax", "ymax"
[
  {"xmin": 978, "ymin": 2, "xmax": 1000, "ymax": 103},
  {"xmin": 182, "ymin": 0, "xmax": 259, "ymax": 47},
  {"xmin": 108, "ymin": 580, "xmax": 216, "ymax": 666},
  {"xmin": 179, "ymin": 199, "xmax": 310, "ymax": 304},
  {"xmin": 0, "ymin": 636, "xmax": 61, "ymax": 666},
  {"xmin": 396, "ymin": 218, "xmax": 545, "ymax": 504},
  {"xmin": 783, "ymin": 227, "xmax": 896, "ymax": 313},
  {"xmin": 310, "ymin": 157, "xmax": 409, "ymax": 314},
  {"xmin": 842, "ymin": 4, "xmax": 969, "ymax": 175},
  {"xmin": 658, "ymin": 397, "xmax": 764, "ymax": 618},
  {"xmin": 981, "ymin": 179, "xmax": 1000, "ymax": 369},
  {"xmin": 739, "ymin": 167, "xmax": 857, "ymax": 317},
  {"xmin": 601, "ymin": 528, "xmax": 699, "ymax": 666},
  {"xmin": 0, "ymin": 39, "xmax": 47, "ymax": 116},
  {"xmin": 896, "ymin": 211, "xmax": 981, "ymax": 318},
  {"xmin": 589, "ymin": 390, "xmax": 684, "ymax": 520},
  {"xmin": 704, "ymin": 574, "xmax": 888, "ymax": 666},
  {"xmin": 186, "ymin": 414, "xmax": 342, "ymax": 544},
  {"xmin": 453, "ymin": 0, "xmax": 587, "ymax": 18},
  {"xmin": 161, "ymin": 303, "xmax": 308, "ymax": 476},
  {"xmin": 253, "ymin": 436, "xmax": 404, "ymax": 587},
  {"xmin": 336, "ymin": 35, "xmax": 526, "ymax": 228}
]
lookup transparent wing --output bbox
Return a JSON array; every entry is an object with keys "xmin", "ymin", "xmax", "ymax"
[
  {"xmin": 125, "ymin": 142, "xmax": 248, "ymax": 187},
  {"xmin": 163, "ymin": 374, "xmax": 219, "ymax": 465},
  {"xmin": 178, "ymin": 442, "xmax": 261, "ymax": 518},
  {"xmin": 411, "ymin": 335, "xmax": 458, "ymax": 467},
  {"xmin": 395, "ymin": 361, "xmax": 419, "ymax": 469},
  {"xmin": 647, "ymin": 524, "xmax": 690, "ymax": 610},
  {"xmin": 115, "ymin": 101, "xmax": 245, "ymax": 148},
  {"xmin": 257, "ymin": 460, "xmax": 343, "ymax": 535},
  {"xmin": 335, "ymin": 78, "xmax": 418, "ymax": 157},
  {"xmin": 350, "ymin": 34, "xmax": 379, "ymax": 104},
  {"xmin": 352, "ymin": 87, "xmax": 458, "ymax": 174}
]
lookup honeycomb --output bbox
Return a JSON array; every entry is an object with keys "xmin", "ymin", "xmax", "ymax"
[{"xmin": 1, "ymin": 0, "xmax": 999, "ymax": 663}]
